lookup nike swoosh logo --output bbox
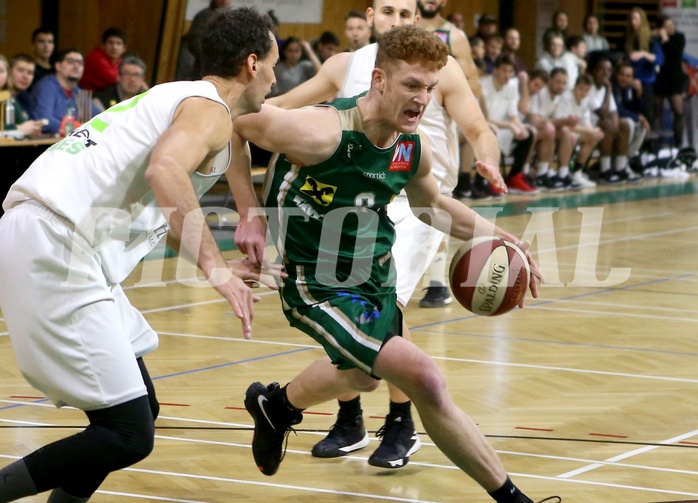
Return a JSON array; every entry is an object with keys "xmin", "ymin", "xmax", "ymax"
[{"xmin": 258, "ymin": 395, "xmax": 276, "ymax": 431}]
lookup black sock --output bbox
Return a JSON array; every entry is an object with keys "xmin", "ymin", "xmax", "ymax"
[
  {"xmin": 488, "ymin": 477, "xmax": 532, "ymax": 503},
  {"xmin": 337, "ymin": 396, "xmax": 362, "ymax": 417},
  {"xmin": 268, "ymin": 384, "xmax": 304, "ymax": 424},
  {"xmin": 456, "ymin": 172, "xmax": 471, "ymax": 189},
  {"xmin": 389, "ymin": 400, "xmax": 412, "ymax": 418}
]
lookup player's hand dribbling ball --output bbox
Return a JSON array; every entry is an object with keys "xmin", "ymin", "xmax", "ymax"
[{"xmin": 449, "ymin": 236, "xmax": 530, "ymax": 316}]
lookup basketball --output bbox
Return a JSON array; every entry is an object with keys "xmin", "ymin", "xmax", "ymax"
[{"xmin": 449, "ymin": 236, "xmax": 530, "ymax": 316}]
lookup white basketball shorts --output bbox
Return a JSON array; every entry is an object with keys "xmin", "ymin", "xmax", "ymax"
[
  {"xmin": 388, "ymin": 197, "xmax": 445, "ymax": 307},
  {"xmin": 0, "ymin": 202, "xmax": 158, "ymax": 410}
]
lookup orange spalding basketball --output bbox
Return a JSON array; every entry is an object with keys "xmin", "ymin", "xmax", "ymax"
[{"xmin": 449, "ymin": 236, "xmax": 530, "ymax": 316}]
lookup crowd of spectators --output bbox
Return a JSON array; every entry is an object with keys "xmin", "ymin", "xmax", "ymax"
[
  {"xmin": 453, "ymin": 6, "xmax": 698, "ymax": 198},
  {"xmin": 3, "ymin": 4, "xmax": 697, "ymax": 195},
  {"xmin": 2, "ymin": 24, "xmax": 147, "ymax": 137}
]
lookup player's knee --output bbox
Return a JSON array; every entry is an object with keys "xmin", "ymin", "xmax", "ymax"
[
  {"xmin": 409, "ymin": 360, "xmax": 448, "ymax": 405},
  {"xmin": 343, "ymin": 366, "xmax": 381, "ymax": 392},
  {"xmin": 105, "ymin": 417, "xmax": 154, "ymax": 468},
  {"xmin": 602, "ymin": 120, "xmax": 618, "ymax": 135},
  {"xmin": 352, "ymin": 373, "xmax": 381, "ymax": 393},
  {"xmin": 544, "ymin": 122, "xmax": 555, "ymax": 138},
  {"xmin": 87, "ymin": 397, "xmax": 155, "ymax": 469}
]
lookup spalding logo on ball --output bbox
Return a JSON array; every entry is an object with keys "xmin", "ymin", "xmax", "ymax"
[{"xmin": 449, "ymin": 236, "xmax": 530, "ymax": 316}]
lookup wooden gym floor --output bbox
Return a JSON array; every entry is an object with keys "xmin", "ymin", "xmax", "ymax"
[{"xmin": 2, "ymin": 176, "xmax": 698, "ymax": 502}]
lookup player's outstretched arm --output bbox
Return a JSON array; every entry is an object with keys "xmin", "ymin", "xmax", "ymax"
[
  {"xmin": 232, "ymin": 104, "xmax": 340, "ymax": 166},
  {"xmin": 266, "ymin": 52, "xmax": 351, "ymax": 109},
  {"xmin": 405, "ymin": 135, "xmax": 543, "ymax": 297},
  {"xmin": 145, "ymin": 97, "xmax": 257, "ymax": 339},
  {"xmin": 438, "ymin": 56, "xmax": 505, "ymax": 192}
]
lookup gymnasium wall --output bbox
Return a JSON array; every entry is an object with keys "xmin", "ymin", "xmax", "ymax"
[
  {"xmin": 0, "ymin": 0, "xmax": 41, "ymax": 59},
  {"xmin": 1, "ymin": 0, "xmax": 620, "ymax": 86}
]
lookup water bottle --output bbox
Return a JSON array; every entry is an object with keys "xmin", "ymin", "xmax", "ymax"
[
  {"xmin": 5, "ymin": 99, "xmax": 15, "ymax": 126},
  {"xmin": 65, "ymin": 105, "xmax": 76, "ymax": 135}
]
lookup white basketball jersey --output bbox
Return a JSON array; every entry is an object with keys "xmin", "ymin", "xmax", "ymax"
[
  {"xmin": 339, "ymin": 44, "xmax": 457, "ymax": 193},
  {"xmin": 4, "ymin": 80, "xmax": 231, "ymax": 283},
  {"xmin": 418, "ymin": 96, "xmax": 458, "ymax": 193},
  {"xmin": 338, "ymin": 43, "xmax": 377, "ymax": 98}
]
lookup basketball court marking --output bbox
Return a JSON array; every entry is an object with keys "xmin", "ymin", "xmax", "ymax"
[
  {"xmin": 153, "ymin": 331, "xmax": 698, "ymax": 385},
  {"xmin": 431, "ymin": 355, "xmax": 698, "ymax": 384},
  {"xmin": 542, "ymin": 298, "xmax": 698, "ymax": 314},
  {"xmin": 498, "ymin": 450, "xmax": 698, "ymax": 477},
  {"xmin": 530, "ymin": 304, "xmax": 698, "ymax": 324},
  {"xmin": 2, "ymin": 408, "xmax": 696, "ymax": 501},
  {"xmin": 122, "ymin": 466, "xmax": 444, "ymax": 503},
  {"xmin": 419, "ymin": 327, "xmax": 698, "ymax": 358},
  {"xmin": 413, "ymin": 264, "xmax": 697, "ymax": 322},
  {"xmin": 0, "ymin": 451, "xmax": 442, "ymax": 503},
  {"xmin": 556, "ymin": 428, "xmax": 698, "ymax": 479},
  {"xmin": 96, "ymin": 490, "xmax": 208, "ymax": 503},
  {"xmin": 507, "ymin": 472, "xmax": 698, "ymax": 499}
]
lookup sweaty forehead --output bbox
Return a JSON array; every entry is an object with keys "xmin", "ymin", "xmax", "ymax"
[{"xmin": 395, "ymin": 62, "xmax": 439, "ymax": 84}]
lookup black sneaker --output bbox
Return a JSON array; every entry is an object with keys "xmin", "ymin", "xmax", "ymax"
[
  {"xmin": 367, "ymin": 413, "xmax": 421, "ymax": 468},
  {"xmin": 470, "ymin": 184, "xmax": 492, "ymax": 200},
  {"xmin": 548, "ymin": 174, "xmax": 566, "ymax": 192},
  {"xmin": 558, "ymin": 174, "xmax": 583, "ymax": 191},
  {"xmin": 615, "ymin": 166, "xmax": 641, "ymax": 183},
  {"xmin": 599, "ymin": 170, "xmax": 622, "ymax": 185},
  {"xmin": 244, "ymin": 381, "xmax": 303, "ymax": 476},
  {"xmin": 311, "ymin": 413, "xmax": 369, "ymax": 458},
  {"xmin": 418, "ymin": 286, "xmax": 452, "ymax": 308},
  {"xmin": 534, "ymin": 174, "xmax": 547, "ymax": 190},
  {"xmin": 452, "ymin": 173, "xmax": 473, "ymax": 199},
  {"xmin": 535, "ymin": 174, "xmax": 564, "ymax": 191}
]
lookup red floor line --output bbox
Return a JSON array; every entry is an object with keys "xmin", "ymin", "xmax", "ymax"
[
  {"xmin": 589, "ymin": 432, "xmax": 628, "ymax": 439},
  {"xmin": 515, "ymin": 426, "xmax": 555, "ymax": 432},
  {"xmin": 158, "ymin": 402, "xmax": 190, "ymax": 407},
  {"xmin": 9, "ymin": 395, "xmax": 46, "ymax": 400}
]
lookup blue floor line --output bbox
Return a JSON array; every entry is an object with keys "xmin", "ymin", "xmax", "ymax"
[
  {"xmin": 0, "ymin": 398, "xmax": 50, "ymax": 412},
  {"xmin": 151, "ymin": 347, "xmax": 315, "ymax": 381},
  {"xmin": 409, "ymin": 273, "xmax": 698, "ymax": 357}
]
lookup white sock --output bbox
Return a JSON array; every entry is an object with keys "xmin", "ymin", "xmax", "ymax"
[
  {"xmin": 600, "ymin": 156, "xmax": 611, "ymax": 172},
  {"xmin": 614, "ymin": 155, "xmax": 627, "ymax": 171},
  {"xmin": 427, "ymin": 237, "xmax": 449, "ymax": 286},
  {"xmin": 537, "ymin": 162, "xmax": 550, "ymax": 176},
  {"xmin": 522, "ymin": 162, "xmax": 531, "ymax": 175},
  {"xmin": 558, "ymin": 165, "xmax": 569, "ymax": 178}
]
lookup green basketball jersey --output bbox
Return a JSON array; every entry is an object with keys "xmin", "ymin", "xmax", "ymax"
[{"xmin": 263, "ymin": 94, "xmax": 422, "ymax": 294}]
